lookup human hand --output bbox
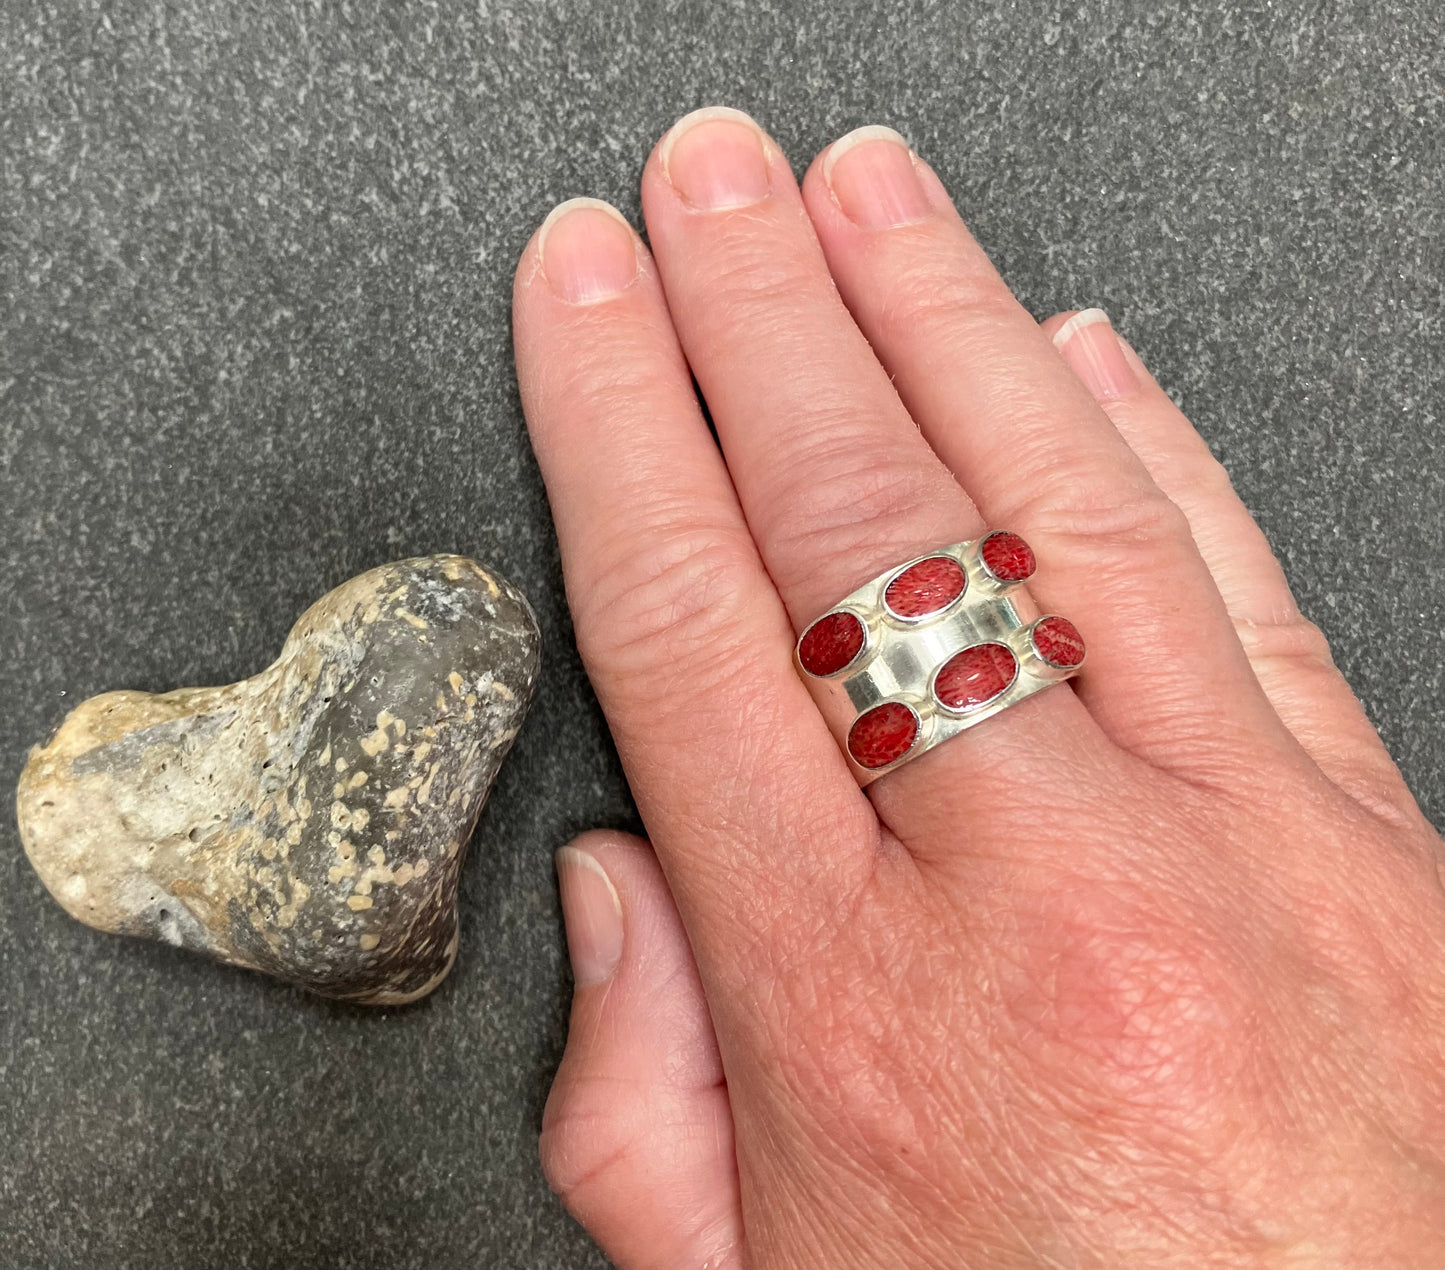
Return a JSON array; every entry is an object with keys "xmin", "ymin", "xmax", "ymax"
[{"xmin": 512, "ymin": 108, "xmax": 1445, "ymax": 1268}]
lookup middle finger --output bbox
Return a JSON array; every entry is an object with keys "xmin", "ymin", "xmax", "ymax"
[
  {"xmin": 640, "ymin": 108, "xmax": 1109, "ymax": 822},
  {"xmin": 643, "ymin": 107, "xmax": 975, "ymax": 619}
]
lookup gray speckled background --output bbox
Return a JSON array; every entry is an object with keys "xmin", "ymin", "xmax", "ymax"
[{"xmin": 2, "ymin": 1, "xmax": 1441, "ymax": 1267}]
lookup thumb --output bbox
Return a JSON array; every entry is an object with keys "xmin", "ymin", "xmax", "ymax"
[{"xmin": 542, "ymin": 831, "xmax": 743, "ymax": 1270}]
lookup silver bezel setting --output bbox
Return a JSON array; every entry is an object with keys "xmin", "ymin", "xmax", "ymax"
[
  {"xmin": 846, "ymin": 699, "xmax": 929, "ymax": 774},
  {"xmin": 972, "ymin": 530, "xmax": 1036, "ymax": 591},
  {"xmin": 797, "ymin": 606, "xmax": 874, "ymax": 679},
  {"xmin": 1025, "ymin": 614, "xmax": 1088, "ymax": 673},
  {"xmin": 880, "ymin": 555, "xmax": 971, "ymax": 626},
  {"xmin": 793, "ymin": 537, "xmax": 1082, "ymax": 785},
  {"xmin": 929, "ymin": 642, "xmax": 1021, "ymax": 716}
]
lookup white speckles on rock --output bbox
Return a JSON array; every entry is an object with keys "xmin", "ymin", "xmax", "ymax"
[{"xmin": 16, "ymin": 555, "xmax": 540, "ymax": 1004}]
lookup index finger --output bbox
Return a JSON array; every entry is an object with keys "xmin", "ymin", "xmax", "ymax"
[{"xmin": 513, "ymin": 198, "xmax": 878, "ymax": 936}]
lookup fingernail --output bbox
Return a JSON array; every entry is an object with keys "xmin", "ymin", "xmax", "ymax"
[
  {"xmin": 660, "ymin": 106, "xmax": 771, "ymax": 211},
  {"xmin": 1052, "ymin": 308, "xmax": 1139, "ymax": 401},
  {"xmin": 823, "ymin": 125, "xmax": 932, "ymax": 230},
  {"xmin": 556, "ymin": 846, "xmax": 624, "ymax": 985},
  {"xmin": 537, "ymin": 198, "xmax": 639, "ymax": 304}
]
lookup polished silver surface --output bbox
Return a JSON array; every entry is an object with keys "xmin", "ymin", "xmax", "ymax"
[{"xmin": 795, "ymin": 539, "xmax": 1083, "ymax": 785}]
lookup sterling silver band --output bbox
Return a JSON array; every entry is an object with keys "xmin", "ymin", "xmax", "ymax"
[{"xmin": 793, "ymin": 533, "xmax": 1085, "ymax": 785}]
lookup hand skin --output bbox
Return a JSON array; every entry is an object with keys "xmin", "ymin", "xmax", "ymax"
[{"xmin": 512, "ymin": 109, "xmax": 1445, "ymax": 1269}]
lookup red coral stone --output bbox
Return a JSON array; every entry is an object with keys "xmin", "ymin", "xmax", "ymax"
[
  {"xmin": 933, "ymin": 643, "xmax": 1018, "ymax": 711},
  {"xmin": 884, "ymin": 556, "xmax": 967, "ymax": 619},
  {"xmin": 1032, "ymin": 615, "xmax": 1085, "ymax": 668},
  {"xmin": 847, "ymin": 702, "xmax": 920, "ymax": 769},
  {"xmin": 980, "ymin": 531, "xmax": 1036, "ymax": 583},
  {"xmin": 798, "ymin": 611, "xmax": 866, "ymax": 677}
]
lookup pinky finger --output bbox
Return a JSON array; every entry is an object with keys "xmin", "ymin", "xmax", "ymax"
[
  {"xmin": 542, "ymin": 832, "xmax": 743, "ymax": 1270},
  {"xmin": 1045, "ymin": 309, "xmax": 1422, "ymax": 824}
]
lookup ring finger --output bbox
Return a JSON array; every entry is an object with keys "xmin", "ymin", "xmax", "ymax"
[{"xmin": 800, "ymin": 126, "xmax": 1307, "ymax": 789}]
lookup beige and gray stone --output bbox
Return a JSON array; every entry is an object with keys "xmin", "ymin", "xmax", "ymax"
[{"xmin": 16, "ymin": 555, "xmax": 540, "ymax": 1005}]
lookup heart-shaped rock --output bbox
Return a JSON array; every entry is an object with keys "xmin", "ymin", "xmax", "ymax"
[{"xmin": 16, "ymin": 555, "xmax": 540, "ymax": 1004}]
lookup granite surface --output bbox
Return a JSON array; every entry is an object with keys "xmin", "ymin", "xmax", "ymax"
[{"xmin": 2, "ymin": 1, "xmax": 1442, "ymax": 1266}]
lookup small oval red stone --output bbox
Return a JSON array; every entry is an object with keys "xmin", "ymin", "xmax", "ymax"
[
  {"xmin": 980, "ymin": 531, "xmax": 1036, "ymax": 583},
  {"xmin": 933, "ymin": 643, "xmax": 1018, "ymax": 711},
  {"xmin": 884, "ymin": 556, "xmax": 967, "ymax": 619},
  {"xmin": 847, "ymin": 702, "xmax": 920, "ymax": 769},
  {"xmin": 798, "ymin": 611, "xmax": 866, "ymax": 677},
  {"xmin": 1032, "ymin": 615, "xmax": 1085, "ymax": 668}
]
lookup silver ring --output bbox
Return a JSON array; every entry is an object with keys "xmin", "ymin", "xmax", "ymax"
[{"xmin": 793, "ymin": 533, "xmax": 1084, "ymax": 784}]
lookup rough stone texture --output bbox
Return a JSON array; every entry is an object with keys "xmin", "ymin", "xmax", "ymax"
[
  {"xmin": 1, "ymin": 1, "xmax": 1441, "ymax": 1267},
  {"xmin": 847, "ymin": 702, "xmax": 921, "ymax": 769},
  {"xmin": 1031, "ymin": 615, "xmax": 1087, "ymax": 670},
  {"xmin": 798, "ymin": 610, "xmax": 867, "ymax": 677},
  {"xmin": 884, "ymin": 556, "xmax": 968, "ymax": 618},
  {"xmin": 934, "ymin": 643, "xmax": 1020, "ymax": 712},
  {"xmin": 18, "ymin": 556, "xmax": 539, "ymax": 1004},
  {"xmin": 981, "ymin": 533, "xmax": 1037, "ymax": 585}
]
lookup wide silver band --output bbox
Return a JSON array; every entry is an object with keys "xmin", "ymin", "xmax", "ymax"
[{"xmin": 793, "ymin": 535, "xmax": 1084, "ymax": 785}]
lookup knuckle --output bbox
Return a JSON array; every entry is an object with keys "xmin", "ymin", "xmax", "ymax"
[
  {"xmin": 1019, "ymin": 478, "xmax": 1191, "ymax": 561},
  {"xmin": 1129, "ymin": 428, "xmax": 1239, "ymax": 503},
  {"xmin": 696, "ymin": 229, "xmax": 822, "ymax": 320},
  {"xmin": 698, "ymin": 259, "xmax": 869, "ymax": 390},
  {"xmin": 1177, "ymin": 445, "xmax": 1241, "ymax": 503},
  {"xmin": 543, "ymin": 1077, "xmax": 741, "ymax": 1265},
  {"xmin": 875, "ymin": 258, "xmax": 1020, "ymax": 342},
  {"xmin": 1232, "ymin": 611, "xmax": 1336, "ymax": 673},
  {"xmin": 548, "ymin": 334, "xmax": 673, "ymax": 417},
  {"xmin": 574, "ymin": 522, "xmax": 762, "ymax": 690},
  {"xmin": 539, "ymin": 1078, "xmax": 634, "ymax": 1204},
  {"xmin": 764, "ymin": 443, "xmax": 960, "ymax": 583}
]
